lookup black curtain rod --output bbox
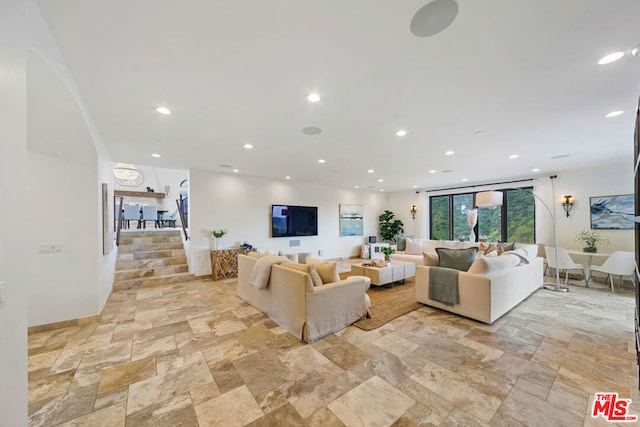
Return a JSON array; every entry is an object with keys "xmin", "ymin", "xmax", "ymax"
[{"xmin": 423, "ymin": 177, "xmax": 536, "ymax": 193}]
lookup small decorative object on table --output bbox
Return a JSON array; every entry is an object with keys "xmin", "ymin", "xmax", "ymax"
[
  {"xmin": 574, "ymin": 229, "xmax": 609, "ymax": 253},
  {"xmin": 380, "ymin": 246, "xmax": 396, "ymax": 262},
  {"xmin": 211, "ymin": 228, "xmax": 227, "ymax": 250}
]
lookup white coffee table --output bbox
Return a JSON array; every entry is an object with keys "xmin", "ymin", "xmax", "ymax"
[{"xmin": 350, "ymin": 260, "xmax": 416, "ymax": 287}]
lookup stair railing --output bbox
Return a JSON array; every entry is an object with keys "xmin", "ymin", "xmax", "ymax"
[
  {"xmin": 176, "ymin": 199, "xmax": 189, "ymax": 240},
  {"xmin": 115, "ymin": 196, "xmax": 124, "ymax": 246}
]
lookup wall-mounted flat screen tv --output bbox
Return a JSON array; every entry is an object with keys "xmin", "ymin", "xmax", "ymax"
[{"xmin": 271, "ymin": 205, "xmax": 318, "ymax": 237}]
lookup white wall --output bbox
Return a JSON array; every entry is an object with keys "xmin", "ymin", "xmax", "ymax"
[
  {"xmin": 188, "ymin": 169, "xmax": 387, "ymax": 276},
  {"xmin": 0, "ymin": 1, "xmax": 114, "ymax": 423},
  {"xmin": 552, "ymin": 161, "xmax": 634, "ymax": 252},
  {"xmin": 384, "ymin": 191, "xmax": 422, "ymax": 238}
]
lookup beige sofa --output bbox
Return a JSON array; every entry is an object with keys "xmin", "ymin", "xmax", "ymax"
[
  {"xmin": 237, "ymin": 254, "xmax": 371, "ymax": 343},
  {"xmin": 415, "ymin": 256, "xmax": 543, "ymax": 324},
  {"xmin": 392, "ymin": 239, "xmax": 480, "ymax": 265}
]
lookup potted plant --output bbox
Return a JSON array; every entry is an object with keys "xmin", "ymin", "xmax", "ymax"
[
  {"xmin": 378, "ymin": 210, "xmax": 404, "ymax": 243},
  {"xmin": 574, "ymin": 229, "xmax": 609, "ymax": 253},
  {"xmin": 380, "ymin": 246, "xmax": 396, "ymax": 262},
  {"xmin": 211, "ymin": 229, "xmax": 227, "ymax": 250}
]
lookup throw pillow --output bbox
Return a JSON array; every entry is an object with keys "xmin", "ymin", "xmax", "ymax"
[
  {"xmin": 514, "ymin": 243, "xmax": 539, "ymax": 261},
  {"xmin": 405, "ymin": 239, "xmax": 422, "ymax": 255},
  {"xmin": 422, "ymin": 252, "xmax": 439, "ymax": 266},
  {"xmin": 479, "ymin": 242, "xmax": 498, "ymax": 255},
  {"xmin": 395, "ymin": 235, "xmax": 411, "ymax": 252},
  {"xmin": 280, "ymin": 263, "xmax": 323, "ymax": 286},
  {"xmin": 308, "ymin": 261, "xmax": 340, "ymax": 284},
  {"xmin": 498, "ymin": 242, "xmax": 515, "ymax": 252},
  {"xmin": 435, "ymin": 247, "xmax": 478, "ymax": 271},
  {"xmin": 247, "ymin": 251, "xmax": 267, "ymax": 259},
  {"xmin": 468, "ymin": 253, "xmax": 521, "ymax": 275}
]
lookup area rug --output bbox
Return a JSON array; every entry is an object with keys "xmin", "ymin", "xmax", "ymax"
[{"xmin": 340, "ymin": 272, "xmax": 423, "ymax": 331}]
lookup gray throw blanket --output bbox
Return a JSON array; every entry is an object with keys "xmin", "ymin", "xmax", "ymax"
[{"xmin": 428, "ymin": 267, "xmax": 459, "ymax": 306}]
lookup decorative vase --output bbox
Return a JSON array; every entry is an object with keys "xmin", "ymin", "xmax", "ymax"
[
  {"xmin": 213, "ymin": 238, "xmax": 220, "ymax": 250},
  {"xmin": 583, "ymin": 247, "xmax": 597, "ymax": 253}
]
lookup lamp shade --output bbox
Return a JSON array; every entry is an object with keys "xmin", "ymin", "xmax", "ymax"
[{"xmin": 476, "ymin": 191, "xmax": 503, "ymax": 207}]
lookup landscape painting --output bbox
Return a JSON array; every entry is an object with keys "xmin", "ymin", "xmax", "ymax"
[
  {"xmin": 339, "ymin": 204, "xmax": 363, "ymax": 236},
  {"xmin": 590, "ymin": 194, "xmax": 634, "ymax": 229}
]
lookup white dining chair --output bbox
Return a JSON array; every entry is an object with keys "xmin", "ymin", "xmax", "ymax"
[
  {"xmin": 122, "ymin": 205, "xmax": 140, "ymax": 229},
  {"xmin": 545, "ymin": 247, "xmax": 587, "ymax": 286},
  {"xmin": 140, "ymin": 205, "xmax": 158, "ymax": 229},
  {"xmin": 590, "ymin": 251, "xmax": 636, "ymax": 293}
]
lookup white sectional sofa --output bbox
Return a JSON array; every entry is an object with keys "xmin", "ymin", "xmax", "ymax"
[
  {"xmin": 237, "ymin": 254, "xmax": 371, "ymax": 343},
  {"xmin": 391, "ymin": 239, "xmax": 480, "ymax": 265},
  {"xmin": 415, "ymin": 250, "xmax": 543, "ymax": 324}
]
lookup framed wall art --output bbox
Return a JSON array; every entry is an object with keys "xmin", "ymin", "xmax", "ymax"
[
  {"xmin": 339, "ymin": 204, "xmax": 363, "ymax": 236},
  {"xmin": 590, "ymin": 194, "xmax": 634, "ymax": 229}
]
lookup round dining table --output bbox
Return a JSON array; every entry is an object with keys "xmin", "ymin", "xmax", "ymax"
[{"xmin": 566, "ymin": 249, "xmax": 610, "ymax": 285}]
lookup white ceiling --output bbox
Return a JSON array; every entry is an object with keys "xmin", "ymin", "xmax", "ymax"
[{"xmin": 37, "ymin": 0, "xmax": 640, "ymax": 192}]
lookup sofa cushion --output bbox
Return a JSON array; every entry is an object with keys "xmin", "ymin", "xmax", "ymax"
[
  {"xmin": 395, "ymin": 235, "xmax": 413, "ymax": 251},
  {"xmin": 406, "ymin": 239, "xmax": 423, "ymax": 255},
  {"xmin": 422, "ymin": 252, "xmax": 439, "ymax": 266},
  {"xmin": 280, "ymin": 262, "xmax": 323, "ymax": 286},
  {"xmin": 498, "ymin": 242, "xmax": 515, "ymax": 252},
  {"xmin": 468, "ymin": 252, "xmax": 522, "ymax": 275},
  {"xmin": 422, "ymin": 239, "xmax": 441, "ymax": 253},
  {"xmin": 435, "ymin": 247, "xmax": 478, "ymax": 271},
  {"xmin": 306, "ymin": 259, "xmax": 340, "ymax": 284}
]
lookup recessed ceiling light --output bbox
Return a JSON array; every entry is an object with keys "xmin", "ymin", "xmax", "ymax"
[
  {"xmin": 318, "ymin": 159, "xmax": 326, "ymax": 164},
  {"xmin": 307, "ymin": 93, "xmax": 320, "ymax": 103},
  {"xmin": 429, "ymin": 170, "xmax": 436, "ymax": 174},
  {"xmin": 151, "ymin": 153, "xmax": 161, "ymax": 158},
  {"xmin": 354, "ymin": 185, "xmax": 359, "ymax": 189},
  {"xmin": 367, "ymin": 169, "xmax": 374, "ymax": 173},
  {"xmin": 412, "ymin": 185, "xmax": 418, "ymax": 188},
  {"xmin": 380, "ymin": 189, "xmax": 384, "ymax": 192},
  {"xmin": 156, "ymin": 107, "xmax": 171, "ymax": 115},
  {"xmin": 598, "ymin": 51, "xmax": 624, "ymax": 65},
  {"xmin": 605, "ymin": 110, "xmax": 624, "ymax": 117},
  {"xmin": 396, "ymin": 130, "xmax": 407, "ymax": 137},
  {"xmin": 285, "ymin": 176, "xmax": 291, "ymax": 180},
  {"xmin": 550, "ymin": 154, "xmax": 570, "ymax": 159},
  {"xmin": 531, "ymin": 168, "xmax": 540, "ymax": 172},
  {"xmin": 442, "ymin": 169, "xmax": 453, "ymax": 173},
  {"xmin": 233, "ymin": 169, "xmax": 239, "ymax": 173},
  {"xmin": 410, "ymin": 0, "xmax": 459, "ymax": 38},
  {"xmin": 445, "ymin": 151, "xmax": 454, "ymax": 156},
  {"xmin": 243, "ymin": 143, "xmax": 253, "ymax": 149},
  {"xmin": 509, "ymin": 154, "xmax": 519, "ymax": 159},
  {"xmin": 303, "ymin": 127, "xmax": 322, "ymax": 135},
  {"xmin": 462, "ymin": 178, "xmax": 468, "ymax": 182},
  {"xmin": 378, "ymin": 179, "xmax": 384, "ymax": 182},
  {"xmin": 219, "ymin": 164, "xmax": 232, "ymax": 169}
]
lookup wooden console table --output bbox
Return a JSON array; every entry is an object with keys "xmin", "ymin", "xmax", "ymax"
[{"xmin": 210, "ymin": 248, "xmax": 252, "ymax": 281}]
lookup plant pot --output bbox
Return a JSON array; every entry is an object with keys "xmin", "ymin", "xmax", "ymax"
[{"xmin": 583, "ymin": 247, "xmax": 597, "ymax": 253}]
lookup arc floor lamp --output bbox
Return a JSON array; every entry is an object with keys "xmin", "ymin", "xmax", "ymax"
[{"xmin": 475, "ymin": 189, "xmax": 565, "ymax": 292}]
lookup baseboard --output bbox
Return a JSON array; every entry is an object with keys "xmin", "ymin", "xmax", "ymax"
[{"xmin": 28, "ymin": 315, "xmax": 101, "ymax": 334}]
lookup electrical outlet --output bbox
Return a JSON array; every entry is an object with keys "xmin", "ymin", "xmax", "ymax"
[
  {"xmin": 0, "ymin": 281, "xmax": 5, "ymax": 309},
  {"xmin": 39, "ymin": 243, "xmax": 63, "ymax": 254}
]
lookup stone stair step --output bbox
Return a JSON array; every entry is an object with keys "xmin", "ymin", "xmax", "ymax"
[
  {"xmin": 119, "ymin": 230, "xmax": 181, "ymax": 238},
  {"xmin": 115, "ymin": 257, "xmax": 188, "ymax": 271},
  {"xmin": 119, "ymin": 235, "xmax": 183, "ymax": 245},
  {"xmin": 117, "ymin": 242, "xmax": 185, "ymax": 253},
  {"xmin": 117, "ymin": 249, "xmax": 185, "ymax": 261},
  {"xmin": 112, "ymin": 272, "xmax": 198, "ymax": 291},
  {"xmin": 114, "ymin": 264, "xmax": 189, "ymax": 281}
]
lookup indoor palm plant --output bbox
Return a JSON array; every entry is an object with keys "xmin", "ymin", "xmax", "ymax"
[{"xmin": 574, "ymin": 229, "xmax": 609, "ymax": 253}]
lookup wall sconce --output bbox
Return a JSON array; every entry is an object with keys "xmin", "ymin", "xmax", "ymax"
[
  {"xmin": 410, "ymin": 205, "xmax": 417, "ymax": 219},
  {"xmin": 561, "ymin": 195, "xmax": 574, "ymax": 217}
]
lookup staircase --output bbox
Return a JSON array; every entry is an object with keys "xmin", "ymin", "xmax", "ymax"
[{"xmin": 113, "ymin": 229, "xmax": 196, "ymax": 291}]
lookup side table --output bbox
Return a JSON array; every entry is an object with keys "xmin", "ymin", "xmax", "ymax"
[{"xmin": 210, "ymin": 248, "xmax": 252, "ymax": 281}]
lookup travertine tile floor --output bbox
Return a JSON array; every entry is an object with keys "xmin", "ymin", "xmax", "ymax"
[{"xmin": 28, "ymin": 275, "xmax": 639, "ymax": 426}]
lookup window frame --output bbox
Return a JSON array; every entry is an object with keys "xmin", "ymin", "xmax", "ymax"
[{"xmin": 428, "ymin": 186, "xmax": 536, "ymax": 242}]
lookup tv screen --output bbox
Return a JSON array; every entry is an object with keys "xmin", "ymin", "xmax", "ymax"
[{"xmin": 271, "ymin": 205, "xmax": 318, "ymax": 237}]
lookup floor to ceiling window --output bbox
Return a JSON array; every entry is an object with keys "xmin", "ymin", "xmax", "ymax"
[{"xmin": 429, "ymin": 187, "xmax": 535, "ymax": 243}]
